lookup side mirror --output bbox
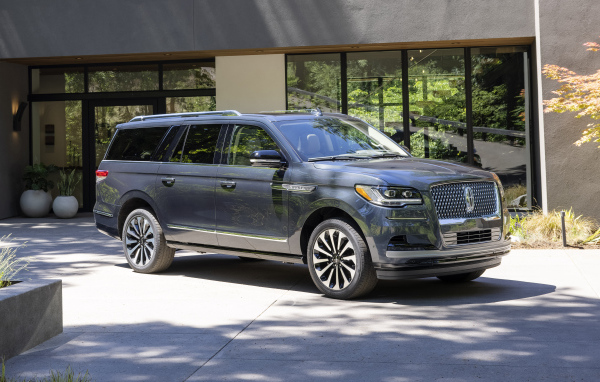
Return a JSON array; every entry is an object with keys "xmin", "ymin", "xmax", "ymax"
[{"xmin": 250, "ymin": 150, "xmax": 287, "ymax": 168}]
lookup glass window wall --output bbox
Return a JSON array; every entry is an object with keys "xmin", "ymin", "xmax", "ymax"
[
  {"xmin": 163, "ymin": 62, "xmax": 216, "ymax": 90},
  {"xmin": 31, "ymin": 67, "xmax": 84, "ymax": 94},
  {"xmin": 287, "ymin": 54, "xmax": 341, "ymax": 112},
  {"xmin": 347, "ymin": 51, "xmax": 403, "ymax": 135},
  {"xmin": 31, "ymin": 101, "xmax": 83, "ymax": 207},
  {"xmin": 472, "ymin": 46, "xmax": 530, "ymax": 208},
  {"xmin": 407, "ymin": 48, "xmax": 468, "ymax": 163},
  {"xmin": 89, "ymin": 64, "xmax": 159, "ymax": 92}
]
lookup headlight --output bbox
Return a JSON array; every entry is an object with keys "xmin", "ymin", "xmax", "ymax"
[{"xmin": 355, "ymin": 185, "xmax": 423, "ymax": 207}]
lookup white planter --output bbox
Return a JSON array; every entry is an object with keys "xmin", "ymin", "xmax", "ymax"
[
  {"xmin": 20, "ymin": 190, "xmax": 52, "ymax": 218},
  {"xmin": 52, "ymin": 196, "xmax": 79, "ymax": 219}
]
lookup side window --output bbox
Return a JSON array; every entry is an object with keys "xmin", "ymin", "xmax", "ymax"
[
  {"xmin": 171, "ymin": 124, "xmax": 222, "ymax": 164},
  {"xmin": 106, "ymin": 126, "xmax": 169, "ymax": 161},
  {"xmin": 226, "ymin": 125, "xmax": 279, "ymax": 166},
  {"xmin": 154, "ymin": 125, "xmax": 182, "ymax": 162}
]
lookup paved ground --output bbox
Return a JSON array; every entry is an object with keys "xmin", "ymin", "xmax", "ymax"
[{"xmin": 1, "ymin": 214, "xmax": 599, "ymax": 381}]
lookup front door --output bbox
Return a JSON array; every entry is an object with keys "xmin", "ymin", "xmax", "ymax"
[
  {"xmin": 84, "ymin": 100, "xmax": 158, "ymax": 210},
  {"xmin": 215, "ymin": 124, "xmax": 290, "ymax": 253}
]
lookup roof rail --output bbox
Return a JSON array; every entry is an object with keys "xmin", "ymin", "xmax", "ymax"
[
  {"xmin": 129, "ymin": 110, "xmax": 242, "ymax": 122},
  {"xmin": 259, "ymin": 108, "xmax": 323, "ymax": 116}
]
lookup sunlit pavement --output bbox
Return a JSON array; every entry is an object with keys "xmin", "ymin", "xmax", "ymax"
[{"xmin": 1, "ymin": 214, "xmax": 599, "ymax": 381}]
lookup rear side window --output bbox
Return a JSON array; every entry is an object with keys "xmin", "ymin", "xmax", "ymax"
[
  {"xmin": 171, "ymin": 124, "xmax": 222, "ymax": 164},
  {"xmin": 106, "ymin": 126, "xmax": 170, "ymax": 161}
]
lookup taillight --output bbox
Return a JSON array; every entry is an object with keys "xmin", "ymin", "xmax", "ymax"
[{"xmin": 96, "ymin": 170, "xmax": 108, "ymax": 181}]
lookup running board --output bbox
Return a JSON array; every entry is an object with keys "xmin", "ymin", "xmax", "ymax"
[{"xmin": 167, "ymin": 241, "xmax": 305, "ymax": 264}]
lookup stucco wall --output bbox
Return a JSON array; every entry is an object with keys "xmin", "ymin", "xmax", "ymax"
[
  {"xmin": 0, "ymin": 62, "xmax": 29, "ymax": 219},
  {"xmin": 216, "ymin": 55, "xmax": 285, "ymax": 113},
  {"xmin": 0, "ymin": 0, "xmax": 534, "ymax": 59},
  {"xmin": 538, "ymin": 0, "xmax": 600, "ymax": 219}
]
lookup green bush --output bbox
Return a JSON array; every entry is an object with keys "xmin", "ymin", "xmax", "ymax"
[{"xmin": 0, "ymin": 236, "xmax": 29, "ymax": 288}]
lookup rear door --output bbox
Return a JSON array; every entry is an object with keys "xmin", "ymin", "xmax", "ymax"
[
  {"xmin": 154, "ymin": 123, "xmax": 226, "ymax": 246},
  {"xmin": 215, "ymin": 123, "xmax": 290, "ymax": 253}
]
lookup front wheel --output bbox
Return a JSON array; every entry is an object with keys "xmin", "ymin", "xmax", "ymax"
[
  {"xmin": 436, "ymin": 269, "xmax": 485, "ymax": 283},
  {"xmin": 122, "ymin": 208, "xmax": 175, "ymax": 273},
  {"xmin": 307, "ymin": 219, "xmax": 378, "ymax": 299}
]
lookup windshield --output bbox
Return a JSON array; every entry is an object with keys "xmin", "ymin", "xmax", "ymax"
[{"xmin": 274, "ymin": 118, "xmax": 409, "ymax": 161}]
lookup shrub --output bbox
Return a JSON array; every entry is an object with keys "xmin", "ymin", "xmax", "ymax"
[
  {"xmin": 509, "ymin": 208, "xmax": 599, "ymax": 247},
  {"xmin": 0, "ymin": 236, "xmax": 29, "ymax": 288},
  {"xmin": 1, "ymin": 363, "xmax": 90, "ymax": 382}
]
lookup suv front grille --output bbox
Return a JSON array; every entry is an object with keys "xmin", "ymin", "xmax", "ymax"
[{"xmin": 430, "ymin": 182, "xmax": 498, "ymax": 220}]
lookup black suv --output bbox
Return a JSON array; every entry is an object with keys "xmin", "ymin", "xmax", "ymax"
[{"xmin": 94, "ymin": 110, "xmax": 510, "ymax": 299}]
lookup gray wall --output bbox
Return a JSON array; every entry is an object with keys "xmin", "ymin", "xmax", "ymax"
[
  {"xmin": 0, "ymin": 62, "xmax": 29, "ymax": 219},
  {"xmin": 538, "ymin": 0, "xmax": 600, "ymax": 219},
  {"xmin": 0, "ymin": 0, "xmax": 534, "ymax": 59}
]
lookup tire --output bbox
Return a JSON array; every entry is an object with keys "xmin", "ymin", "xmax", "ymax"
[
  {"xmin": 307, "ymin": 218, "xmax": 378, "ymax": 299},
  {"xmin": 437, "ymin": 269, "xmax": 485, "ymax": 283},
  {"xmin": 122, "ymin": 208, "xmax": 175, "ymax": 273}
]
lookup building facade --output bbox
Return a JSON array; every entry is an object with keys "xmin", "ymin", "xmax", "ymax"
[{"xmin": 0, "ymin": 0, "xmax": 599, "ymax": 219}]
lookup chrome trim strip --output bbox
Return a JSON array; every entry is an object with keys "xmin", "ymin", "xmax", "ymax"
[
  {"xmin": 167, "ymin": 224, "xmax": 288, "ymax": 242},
  {"xmin": 93, "ymin": 210, "xmax": 113, "ymax": 218},
  {"xmin": 167, "ymin": 224, "xmax": 215, "ymax": 234},
  {"xmin": 387, "ymin": 241, "xmax": 511, "ymax": 259},
  {"xmin": 282, "ymin": 184, "xmax": 317, "ymax": 193},
  {"xmin": 216, "ymin": 231, "xmax": 288, "ymax": 242},
  {"xmin": 386, "ymin": 217, "xmax": 428, "ymax": 221}
]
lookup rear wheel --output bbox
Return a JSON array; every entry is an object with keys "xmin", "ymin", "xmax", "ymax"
[
  {"xmin": 122, "ymin": 208, "xmax": 175, "ymax": 273},
  {"xmin": 307, "ymin": 219, "xmax": 378, "ymax": 299},
  {"xmin": 437, "ymin": 269, "xmax": 485, "ymax": 283}
]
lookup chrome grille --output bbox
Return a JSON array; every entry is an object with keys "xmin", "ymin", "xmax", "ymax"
[{"xmin": 431, "ymin": 182, "xmax": 498, "ymax": 219}]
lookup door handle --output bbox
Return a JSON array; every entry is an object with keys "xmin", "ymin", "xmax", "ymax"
[
  {"xmin": 161, "ymin": 177, "xmax": 176, "ymax": 187},
  {"xmin": 220, "ymin": 180, "xmax": 236, "ymax": 189}
]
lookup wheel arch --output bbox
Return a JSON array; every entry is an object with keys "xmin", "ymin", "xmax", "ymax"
[
  {"xmin": 117, "ymin": 191, "xmax": 160, "ymax": 238},
  {"xmin": 299, "ymin": 206, "xmax": 368, "ymax": 263}
]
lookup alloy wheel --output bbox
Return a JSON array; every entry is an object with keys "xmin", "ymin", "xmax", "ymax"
[
  {"xmin": 312, "ymin": 228, "xmax": 357, "ymax": 290},
  {"xmin": 125, "ymin": 215, "xmax": 156, "ymax": 266}
]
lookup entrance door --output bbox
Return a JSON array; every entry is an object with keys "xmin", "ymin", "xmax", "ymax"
[{"xmin": 83, "ymin": 99, "xmax": 158, "ymax": 210}]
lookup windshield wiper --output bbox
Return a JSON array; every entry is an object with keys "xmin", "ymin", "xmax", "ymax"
[
  {"xmin": 308, "ymin": 155, "xmax": 368, "ymax": 162},
  {"xmin": 367, "ymin": 153, "xmax": 406, "ymax": 158}
]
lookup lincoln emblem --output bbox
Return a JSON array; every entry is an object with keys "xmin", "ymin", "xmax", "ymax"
[{"xmin": 464, "ymin": 186, "xmax": 475, "ymax": 212}]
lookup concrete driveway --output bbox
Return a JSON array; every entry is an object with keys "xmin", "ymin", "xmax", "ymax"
[{"xmin": 1, "ymin": 214, "xmax": 599, "ymax": 381}]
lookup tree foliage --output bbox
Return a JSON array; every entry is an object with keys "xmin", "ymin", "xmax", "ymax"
[{"xmin": 543, "ymin": 37, "xmax": 600, "ymax": 147}]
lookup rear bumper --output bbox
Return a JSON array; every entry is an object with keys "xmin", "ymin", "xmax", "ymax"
[{"xmin": 374, "ymin": 241, "xmax": 510, "ymax": 280}]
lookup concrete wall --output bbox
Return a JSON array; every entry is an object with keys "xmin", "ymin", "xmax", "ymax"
[
  {"xmin": 216, "ymin": 55, "xmax": 286, "ymax": 113},
  {"xmin": 537, "ymin": 0, "xmax": 600, "ymax": 219},
  {"xmin": 0, "ymin": 62, "xmax": 29, "ymax": 219},
  {"xmin": 0, "ymin": 0, "xmax": 534, "ymax": 59}
]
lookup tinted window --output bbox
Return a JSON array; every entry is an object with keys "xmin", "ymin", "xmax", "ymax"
[
  {"xmin": 172, "ymin": 124, "xmax": 222, "ymax": 164},
  {"xmin": 226, "ymin": 125, "xmax": 279, "ymax": 166},
  {"xmin": 154, "ymin": 126, "xmax": 183, "ymax": 162},
  {"xmin": 106, "ymin": 126, "xmax": 169, "ymax": 161}
]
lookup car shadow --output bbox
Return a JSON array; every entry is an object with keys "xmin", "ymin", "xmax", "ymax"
[{"xmin": 115, "ymin": 251, "xmax": 556, "ymax": 306}]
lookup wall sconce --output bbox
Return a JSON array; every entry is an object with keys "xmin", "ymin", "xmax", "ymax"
[{"xmin": 13, "ymin": 101, "xmax": 28, "ymax": 131}]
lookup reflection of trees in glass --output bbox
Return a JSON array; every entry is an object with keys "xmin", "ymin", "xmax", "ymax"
[
  {"xmin": 287, "ymin": 56, "xmax": 341, "ymax": 112},
  {"xmin": 347, "ymin": 56, "xmax": 403, "ymax": 133},
  {"xmin": 227, "ymin": 126, "xmax": 279, "ymax": 166},
  {"xmin": 65, "ymin": 101, "xmax": 82, "ymax": 167},
  {"xmin": 88, "ymin": 67, "xmax": 158, "ymax": 92},
  {"xmin": 163, "ymin": 66, "xmax": 215, "ymax": 90},
  {"xmin": 166, "ymin": 97, "xmax": 216, "ymax": 113},
  {"xmin": 471, "ymin": 54, "xmax": 526, "ymax": 145}
]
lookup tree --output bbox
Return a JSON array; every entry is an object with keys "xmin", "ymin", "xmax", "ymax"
[{"xmin": 543, "ymin": 37, "xmax": 600, "ymax": 147}]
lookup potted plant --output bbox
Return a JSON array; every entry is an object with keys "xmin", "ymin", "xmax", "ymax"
[
  {"xmin": 19, "ymin": 163, "xmax": 57, "ymax": 218},
  {"xmin": 52, "ymin": 168, "xmax": 81, "ymax": 219}
]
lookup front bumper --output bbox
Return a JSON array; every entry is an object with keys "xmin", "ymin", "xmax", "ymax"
[{"xmin": 374, "ymin": 241, "xmax": 510, "ymax": 280}]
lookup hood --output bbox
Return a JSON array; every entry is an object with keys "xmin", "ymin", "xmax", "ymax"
[{"xmin": 312, "ymin": 157, "xmax": 494, "ymax": 190}]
